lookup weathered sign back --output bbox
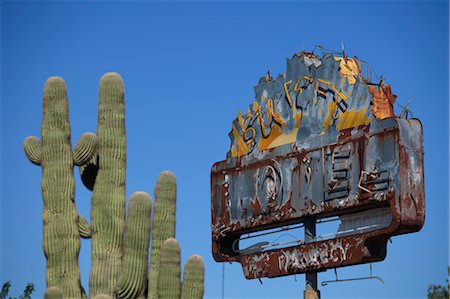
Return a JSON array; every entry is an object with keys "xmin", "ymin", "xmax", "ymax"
[{"xmin": 211, "ymin": 52, "xmax": 425, "ymax": 279}]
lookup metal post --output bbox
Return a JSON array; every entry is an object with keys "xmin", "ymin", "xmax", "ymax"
[
  {"xmin": 222, "ymin": 263, "xmax": 225, "ymax": 299},
  {"xmin": 304, "ymin": 217, "xmax": 320, "ymax": 299}
]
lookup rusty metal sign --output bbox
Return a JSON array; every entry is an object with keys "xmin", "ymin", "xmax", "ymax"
[{"xmin": 210, "ymin": 51, "xmax": 425, "ymax": 279}]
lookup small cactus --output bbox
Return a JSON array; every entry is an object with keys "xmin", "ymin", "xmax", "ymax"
[
  {"xmin": 157, "ymin": 239, "xmax": 205, "ymax": 299},
  {"xmin": 148, "ymin": 171, "xmax": 177, "ymax": 299},
  {"xmin": 181, "ymin": 255, "xmax": 205, "ymax": 299},
  {"xmin": 117, "ymin": 192, "xmax": 152, "ymax": 299},
  {"xmin": 158, "ymin": 238, "xmax": 182, "ymax": 299}
]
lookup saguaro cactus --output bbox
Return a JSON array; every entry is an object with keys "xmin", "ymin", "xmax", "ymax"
[
  {"xmin": 88, "ymin": 73, "xmax": 129, "ymax": 295},
  {"xmin": 75, "ymin": 73, "xmax": 154, "ymax": 298},
  {"xmin": 23, "ymin": 77, "xmax": 96, "ymax": 298},
  {"xmin": 158, "ymin": 238, "xmax": 182, "ymax": 299},
  {"xmin": 148, "ymin": 171, "xmax": 177, "ymax": 299},
  {"xmin": 25, "ymin": 73, "xmax": 205, "ymax": 299},
  {"xmin": 181, "ymin": 255, "xmax": 205, "ymax": 299}
]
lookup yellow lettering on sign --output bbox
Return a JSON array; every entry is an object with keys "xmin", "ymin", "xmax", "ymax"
[
  {"xmin": 231, "ymin": 123, "xmax": 250, "ymax": 157},
  {"xmin": 283, "ymin": 80, "xmax": 293, "ymax": 107},
  {"xmin": 232, "ymin": 73, "xmax": 372, "ymax": 156},
  {"xmin": 294, "ymin": 76, "xmax": 313, "ymax": 95},
  {"xmin": 237, "ymin": 111, "xmax": 256, "ymax": 147},
  {"xmin": 316, "ymin": 79, "xmax": 348, "ymax": 102}
]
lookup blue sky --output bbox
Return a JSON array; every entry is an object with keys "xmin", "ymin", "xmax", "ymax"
[{"xmin": 1, "ymin": 1, "xmax": 448, "ymax": 298}]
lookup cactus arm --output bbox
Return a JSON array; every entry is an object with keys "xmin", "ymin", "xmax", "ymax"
[
  {"xmin": 44, "ymin": 287, "xmax": 62, "ymax": 299},
  {"xmin": 77, "ymin": 215, "xmax": 92, "ymax": 239},
  {"xmin": 181, "ymin": 255, "xmax": 205, "ymax": 299},
  {"xmin": 117, "ymin": 192, "xmax": 152, "ymax": 299},
  {"xmin": 89, "ymin": 73, "xmax": 127, "ymax": 297},
  {"xmin": 157, "ymin": 238, "xmax": 181, "ymax": 299},
  {"xmin": 75, "ymin": 132, "xmax": 98, "ymax": 191},
  {"xmin": 73, "ymin": 132, "xmax": 97, "ymax": 166},
  {"xmin": 23, "ymin": 136, "xmax": 42, "ymax": 165},
  {"xmin": 148, "ymin": 171, "xmax": 177, "ymax": 299}
]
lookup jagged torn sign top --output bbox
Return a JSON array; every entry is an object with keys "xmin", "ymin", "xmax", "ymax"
[{"xmin": 229, "ymin": 52, "xmax": 397, "ymax": 158}]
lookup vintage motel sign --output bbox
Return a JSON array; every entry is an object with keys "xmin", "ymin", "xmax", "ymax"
[{"xmin": 210, "ymin": 52, "xmax": 425, "ymax": 279}]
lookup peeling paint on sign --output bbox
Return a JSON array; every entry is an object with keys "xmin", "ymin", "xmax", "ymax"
[{"xmin": 211, "ymin": 51, "xmax": 425, "ymax": 279}]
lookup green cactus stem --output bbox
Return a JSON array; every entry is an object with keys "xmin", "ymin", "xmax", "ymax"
[
  {"xmin": 89, "ymin": 73, "xmax": 127, "ymax": 297},
  {"xmin": 157, "ymin": 238, "xmax": 181, "ymax": 299},
  {"xmin": 23, "ymin": 77, "xmax": 96, "ymax": 298},
  {"xmin": 44, "ymin": 287, "xmax": 62, "ymax": 299},
  {"xmin": 181, "ymin": 255, "xmax": 205, "ymax": 299},
  {"xmin": 148, "ymin": 171, "xmax": 177, "ymax": 299},
  {"xmin": 117, "ymin": 192, "xmax": 152, "ymax": 299}
]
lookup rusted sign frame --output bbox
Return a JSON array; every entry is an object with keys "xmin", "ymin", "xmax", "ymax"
[{"xmin": 211, "ymin": 118, "xmax": 424, "ymax": 278}]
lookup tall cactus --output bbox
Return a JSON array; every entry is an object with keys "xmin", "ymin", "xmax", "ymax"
[
  {"xmin": 23, "ymin": 77, "xmax": 96, "ymax": 298},
  {"xmin": 88, "ymin": 73, "xmax": 128, "ymax": 296},
  {"xmin": 25, "ymin": 73, "xmax": 205, "ymax": 299}
]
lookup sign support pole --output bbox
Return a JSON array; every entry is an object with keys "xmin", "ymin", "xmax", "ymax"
[{"xmin": 304, "ymin": 217, "xmax": 320, "ymax": 299}]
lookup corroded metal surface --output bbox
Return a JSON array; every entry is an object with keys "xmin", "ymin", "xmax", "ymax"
[{"xmin": 211, "ymin": 52, "xmax": 425, "ymax": 279}]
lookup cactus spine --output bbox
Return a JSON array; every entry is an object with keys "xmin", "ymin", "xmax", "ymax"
[{"xmin": 23, "ymin": 78, "xmax": 96, "ymax": 298}]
